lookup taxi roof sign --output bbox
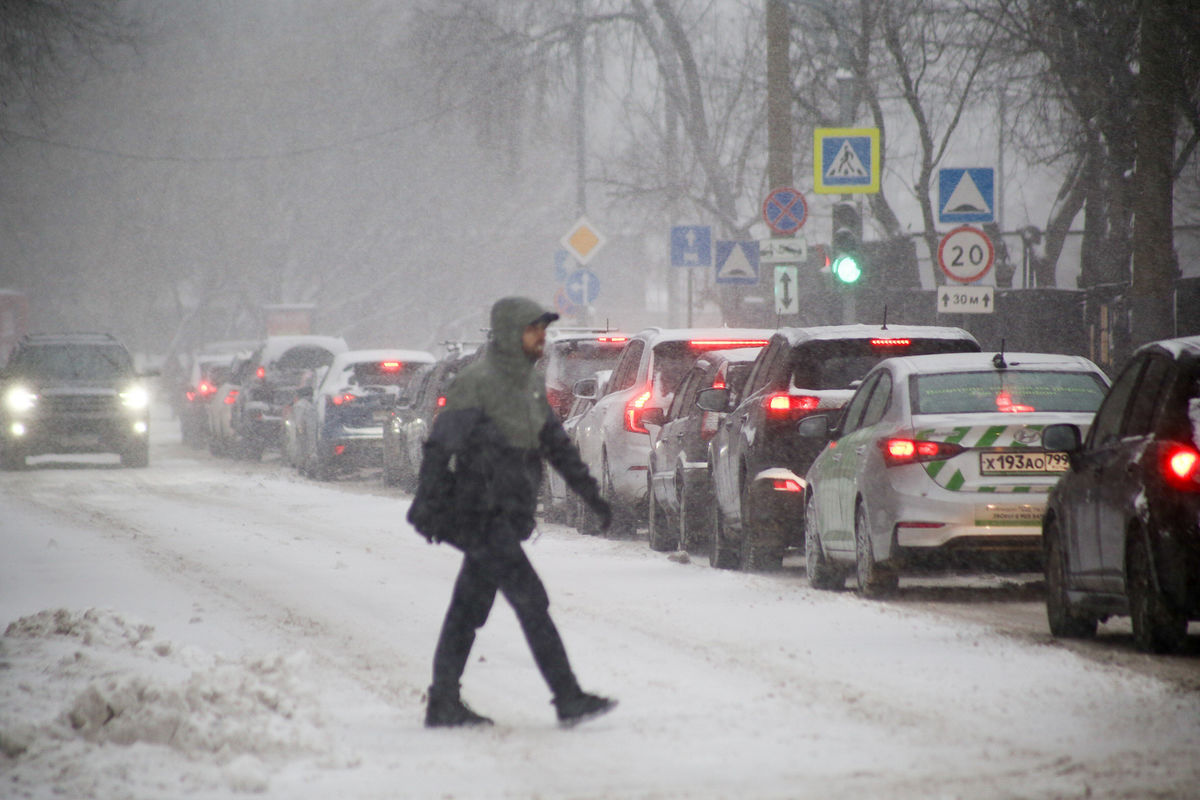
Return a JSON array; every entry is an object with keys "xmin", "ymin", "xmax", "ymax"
[{"xmin": 561, "ymin": 217, "xmax": 607, "ymax": 265}]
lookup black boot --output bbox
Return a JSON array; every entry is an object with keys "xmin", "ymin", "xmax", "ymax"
[
  {"xmin": 425, "ymin": 685, "xmax": 493, "ymax": 728},
  {"xmin": 554, "ymin": 691, "xmax": 617, "ymax": 728}
]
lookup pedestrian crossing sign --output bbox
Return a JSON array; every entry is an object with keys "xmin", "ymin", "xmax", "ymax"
[{"xmin": 814, "ymin": 128, "xmax": 880, "ymax": 194}]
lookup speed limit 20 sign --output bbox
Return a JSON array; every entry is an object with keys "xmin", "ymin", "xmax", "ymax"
[{"xmin": 937, "ymin": 225, "xmax": 994, "ymax": 283}]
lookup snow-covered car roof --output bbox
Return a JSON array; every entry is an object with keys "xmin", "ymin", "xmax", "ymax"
[
  {"xmin": 775, "ymin": 324, "xmax": 979, "ymax": 346},
  {"xmin": 325, "ymin": 349, "xmax": 436, "ymax": 374},
  {"xmin": 1137, "ymin": 335, "xmax": 1200, "ymax": 358},
  {"xmin": 877, "ymin": 351, "xmax": 1107, "ymax": 377},
  {"xmin": 258, "ymin": 335, "xmax": 349, "ymax": 364}
]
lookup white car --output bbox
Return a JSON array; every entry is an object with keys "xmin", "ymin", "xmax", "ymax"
[
  {"xmin": 571, "ymin": 327, "xmax": 773, "ymax": 536},
  {"xmin": 800, "ymin": 351, "xmax": 1111, "ymax": 596}
]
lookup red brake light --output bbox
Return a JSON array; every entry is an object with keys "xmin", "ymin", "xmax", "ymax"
[
  {"xmin": 880, "ymin": 437, "xmax": 964, "ymax": 466},
  {"xmin": 711, "ymin": 378, "xmax": 727, "ymax": 390},
  {"xmin": 625, "ymin": 388, "xmax": 653, "ymax": 433},
  {"xmin": 198, "ymin": 381, "xmax": 216, "ymax": 396},
  {"xmin": 871, "ymin": 338, "xmax": 911, "ymax": 347},
  {"xmin": 689, "ymin": 339, "xmax": 769, "ymax": 348},
  {"xmin": 380, "ymin": 361, "xmax": 402, "ymax": 372},
  {"xmin": 995, "ymin": 391, "xmax": 1034, "ymax": 413},
  {"xmin": 598, "ymin": 336, "xmax": 627, "ymax": 343},
  {"xmin": 771, "ymin": 478, "xmax": 804, "ymax": 492},
  {"xmin": 1162, "ymin": 443, "xmax": 1200, "ymax": 490},
  {"xmin": 764, "ymin": 393, "xmax": 819, "ymax": 418},
  {"xmin": 224, "ymin": 389, "xmax": 239, "ymax": 405},
  {"xmin": 185, "ymin": 390, "xmax": 197, "ymax": 402},
  {"xmin": 331, "ymin": 393, "xmax": 358, "ymax": 406},
  {"xmin": 436, "ymin": 396, "xmax": 447, "ymax": 408},
  {"xmin": 255, "ymin": 366, "xmax": 265, "ymax": 380}
]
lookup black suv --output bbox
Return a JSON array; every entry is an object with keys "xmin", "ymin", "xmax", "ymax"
[{"xmin": 0, "ymin": 333, "xmax": 155, "ymax": 469}]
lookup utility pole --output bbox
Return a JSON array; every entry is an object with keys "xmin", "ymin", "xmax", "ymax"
[
  {"xmin": 766, "ymin": 0, "xmax": 793, "ymax": 191},
  {"xmin": 573, "ymin": 0, "xmax": 587, "ymax": 216}
]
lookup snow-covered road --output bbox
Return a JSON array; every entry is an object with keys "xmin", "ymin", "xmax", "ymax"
[{"xmin": 3, "ymin": 410, "xmax": 1199, "ymax": 799}]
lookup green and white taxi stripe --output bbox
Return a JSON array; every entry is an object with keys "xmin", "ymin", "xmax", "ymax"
[{"xmin": 915, "ymin": 424, "xmax": 1049, "ymax": 493}]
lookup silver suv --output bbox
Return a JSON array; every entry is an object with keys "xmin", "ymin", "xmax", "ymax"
[{"xmin": 0, "ymin": 333, "xmax": 156, "ymax": 469}]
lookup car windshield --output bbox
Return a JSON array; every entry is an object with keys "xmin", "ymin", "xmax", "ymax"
[
  {"xmin": 911, "ymin": 370, "xmax": 1109, "ymax": 414},
  {"xmin": 653, "ymin": 340, "xmax": 765, "ymax": 396},
  {"xmin": 545, "ymin": 340, "xmax": 625, "ymax": 387},
  {"xmin": 790, "ymin": 338, "xmax": 978, "ymax": 390},
  {"xmin": 10, "ymin": 344, "xmax": 134, "ymax": 380}
]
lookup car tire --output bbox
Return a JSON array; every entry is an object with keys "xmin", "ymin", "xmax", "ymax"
[
  {"xmin": 678, "ymin": 472, "xmax": 711, "ymax": 555},
  {"xmin": 805, "ymin": 493, "xmax": 844, "ymax": 590},
  {"xmin": 600, "ymin": 453, "xmax": 634, "ymax": 538},
  {"xmin": 647, "ymin": 472, "xmax": 678, "ymax": 552},
  {"xmin": 1127, "ymin": 530, "xmax": 1187, "ymax": 654},
  {"xmin": 1043, "ymin": 520, "xmax": 1097, "ymax": 639},
  {"xmin": 854, "ymin": 502, "xmax": 898, "ymax": 598},
  {"xmin": 709, "ymin": 485, "xmax": 739, "ymax": 569},
  {"xmin": 0, "ymin": 441, "xmax": 26, "ymax": 471},
  {"xmin": 738, "ymin": 480, "xmax": 783, "ymax": 572},
  {"xmin": 121, "ymin": 439, "xmax": 149, "ymax": 469}
]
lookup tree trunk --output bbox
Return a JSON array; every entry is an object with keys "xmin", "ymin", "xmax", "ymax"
[{"xmin": 1130, "ymin": 0, "xmax": 1180, "ymax": 345}]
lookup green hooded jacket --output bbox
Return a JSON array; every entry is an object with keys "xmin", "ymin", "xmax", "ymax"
[{"xmin": 443, "ymin": 296, "xmax": 557, "ymax": 450}]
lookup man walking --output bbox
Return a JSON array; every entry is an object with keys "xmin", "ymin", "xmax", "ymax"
[{"xmin": 408, "ymin": 296, "xmax": 616, "ymax": 728}]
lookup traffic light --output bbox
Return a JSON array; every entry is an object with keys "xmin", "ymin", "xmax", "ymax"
[{"xmin": 830, "ymin": 201, "xmax": 863, "ymax": 284}]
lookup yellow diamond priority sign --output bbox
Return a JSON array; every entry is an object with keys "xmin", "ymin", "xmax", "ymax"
[{"xmin": 560, "ymin": 217, "xmax": 606, "ymax": 265}]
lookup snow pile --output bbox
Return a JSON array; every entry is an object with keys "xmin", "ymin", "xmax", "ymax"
[{"xmin": 1, "ymin": 608, "xmax": 351, "ymax": 796}]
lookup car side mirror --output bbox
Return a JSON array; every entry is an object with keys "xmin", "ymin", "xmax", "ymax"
[
  {"xmin": 796, "ymin": 414, "xmax": 835, "ymax": 440},
  {"xmin": 572, "ymin": 377, "xmax": 598, "ymax": 401},
  {"xmin": 1042, "ymin": 423, "xmax": 1082, "ymax": 459},
  {"xmin": 695, "ymin": 387, "xmax": 731, "ymax": 413},
  {"xmin": 641, "ymin": 407, "xmax": 666, "ymax": 428}
]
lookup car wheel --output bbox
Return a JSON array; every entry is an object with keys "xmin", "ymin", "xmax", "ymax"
[
  {"xmin": 854, "ymin": 502, "xmax": 898, "ymax": 598},
  {"xmin": 805, "ymin": 493, "xmax": 844, "ymax": 591},
  {"xmin": 0, "ymin": 441, "xmax": 26, "ymax": 471},
  {"xmin": 647, "ymin": 471, "xmax": 678, "ymax": 552},
  {"xmin": 709, "ymin": 483, "xmax": 739, "ymax": 569},
  {"xmin": 600, "ymin": 453, "xmax": 634, "ymax": 538},
  {"xmin": 1127, "ymin": 530, "xmax": 1187, "ymax": 654},
  {"xmin": 1043, "ymin": 520, "xmax": 1097, "ymax": 639},
  {"xmin": 678, "ymin": 472, "xmax": 710, "ymax": 555},
  {"xmin": 739, "ymin": 480, "xmax": 783, "ymax": 572},
  {"xmin": 120, "ymin": 439, "xmax": 150, "ymax": 468}
]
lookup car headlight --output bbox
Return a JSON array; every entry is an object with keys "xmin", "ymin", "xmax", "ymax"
[
  {"xmin": 3, "ymin": 385, "xmax": 38, "ymax": 413},
  {"xmin": 120, "ymin": 385, "xmax": 150, "ymax": 411}
]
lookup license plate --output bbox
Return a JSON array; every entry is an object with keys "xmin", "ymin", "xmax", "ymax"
[{"xmin": 980, "ymin": 451, "xmax": 1068, "ymax": 475}]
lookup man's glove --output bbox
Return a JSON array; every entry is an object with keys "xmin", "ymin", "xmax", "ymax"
[{"xmin": 591, "ymin": 498, "xmax": 612, "ymax": 531}]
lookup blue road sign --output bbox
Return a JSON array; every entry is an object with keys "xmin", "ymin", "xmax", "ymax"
[
  {"xmin": 938, "ymin": 168, "xmax": 995, "ymax": 224},
  {"xmin": 714, "ymin": 240, "xmax": 759, "ymax": 285},
  {"xmin": 670, "ymin": 225, "xmax": 712, "ymax": 267},
  {"xmin": 554, "ymin": 248, "xmax": 571, "ymax": 282},
  {"xmin": 565, "ymin": 268, "xmax": 600, "ymax": 305},
  {"xmin": 762, "ymin": 187, "xmax": 808, "ymax": 235}
]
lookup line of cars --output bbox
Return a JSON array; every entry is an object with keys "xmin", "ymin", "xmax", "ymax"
[{"xmin": 539, "ymin": 321, "xmax": 1198, "ymax": 654}]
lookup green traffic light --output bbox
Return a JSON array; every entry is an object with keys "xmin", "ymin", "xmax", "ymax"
[{"xmin": 832, "ymin": 253, "xmax": 862, "ymax": 284}]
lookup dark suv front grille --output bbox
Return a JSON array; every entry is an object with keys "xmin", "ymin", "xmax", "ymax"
[{"xmin": 42, "ymin": 394, "xmax": 120, "ymax": 416}]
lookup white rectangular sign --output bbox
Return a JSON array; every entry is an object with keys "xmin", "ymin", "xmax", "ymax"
[
  {"xmin": 774, "ymin": 265, "xmax": 798, "ymax": 315},
  {"xmin": 937, "ymin": 285, "xmax": 994, "ymax": 314},
  {"xmin": 759, "ymin": 237, "xmax": 807, "ymax": 264}
]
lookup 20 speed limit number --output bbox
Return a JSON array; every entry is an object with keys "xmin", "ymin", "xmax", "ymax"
[{"xmin": 938, "ymin": 225, "xmax": 994, "ymax": 283}]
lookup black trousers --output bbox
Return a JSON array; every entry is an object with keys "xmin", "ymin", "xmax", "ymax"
[{"xmin": 431, "ymin": 526, "xmax": 580, "ymax": 700}]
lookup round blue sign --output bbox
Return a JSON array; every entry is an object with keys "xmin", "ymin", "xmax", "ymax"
[
  {"xmin": 762, "ymin": 187, "xmax": 808, "ymax": 235},
  {"xmin": 565, "ymin": 268, "xmax": 600, "ymax": 306}
]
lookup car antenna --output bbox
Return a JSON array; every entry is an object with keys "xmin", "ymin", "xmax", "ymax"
[
  {"xmin": 993, "ymin": 339, "xmax": 1008, "ymax": 370},
  {"xmin": 880, "ymin": 305, "xmax": 889, "ymax": 330}
]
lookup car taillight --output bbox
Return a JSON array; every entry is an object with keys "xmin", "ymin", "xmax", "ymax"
[
  {"xmin": 380, "ymin": 361, "xmax": 402, "ymax": 372},
  {"xmin": 598, "ymin": 336, "xmax": 627, "ymax": 343},
  {"xmin": 764, "ymin": 392, "xmax": 819, "ymax": 419},
  {"xmin": 1161, "ymin": 443, "xmax": 1200, "ymax": 491},
  {"xmin": 995, "ymin": 391, "xmax": 1034, "ymax": 413},
  {"xmin": 771, "ymin": 478, "xmax": 804, "ymax": 492},
  {"xmin": 224, "ymin": 389, "xmax": 239, "ymax": 405},
  {"xmin": 689, "ymin": 339, "xmax": 769, "ymax": 348},
  {"xmin": 186, "ymin": 390, "xmax": 197, "ymax": 402},
  {"xmin": 436, "ymin": 396, "xmax": 447, "ymax": 408},
  {"xmin": 330, "ymin": 393, "xmax": 358, "ymax": 406},
  {"xmin": 625, "ymin": 388, "xmax": 653, "ymax": 433},
  {"xmin": 879, "ymin": 437, "xmax": 964, "ymax": 466},
  {"xmin": 255, "ymin": 366, "xmax": 265, "ymax": 380},
  {"xmin": 871, "ymin": 338, "xmax": 911, "ymax": 347}
]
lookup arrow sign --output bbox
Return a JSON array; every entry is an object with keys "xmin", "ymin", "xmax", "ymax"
[
  {"xmin": 937, "ymin": 285, "xmax": 994, "ymax": 314},
  {"xmin": 774, "ymin": 265, "xmax": 798, "ymax": 315}
]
